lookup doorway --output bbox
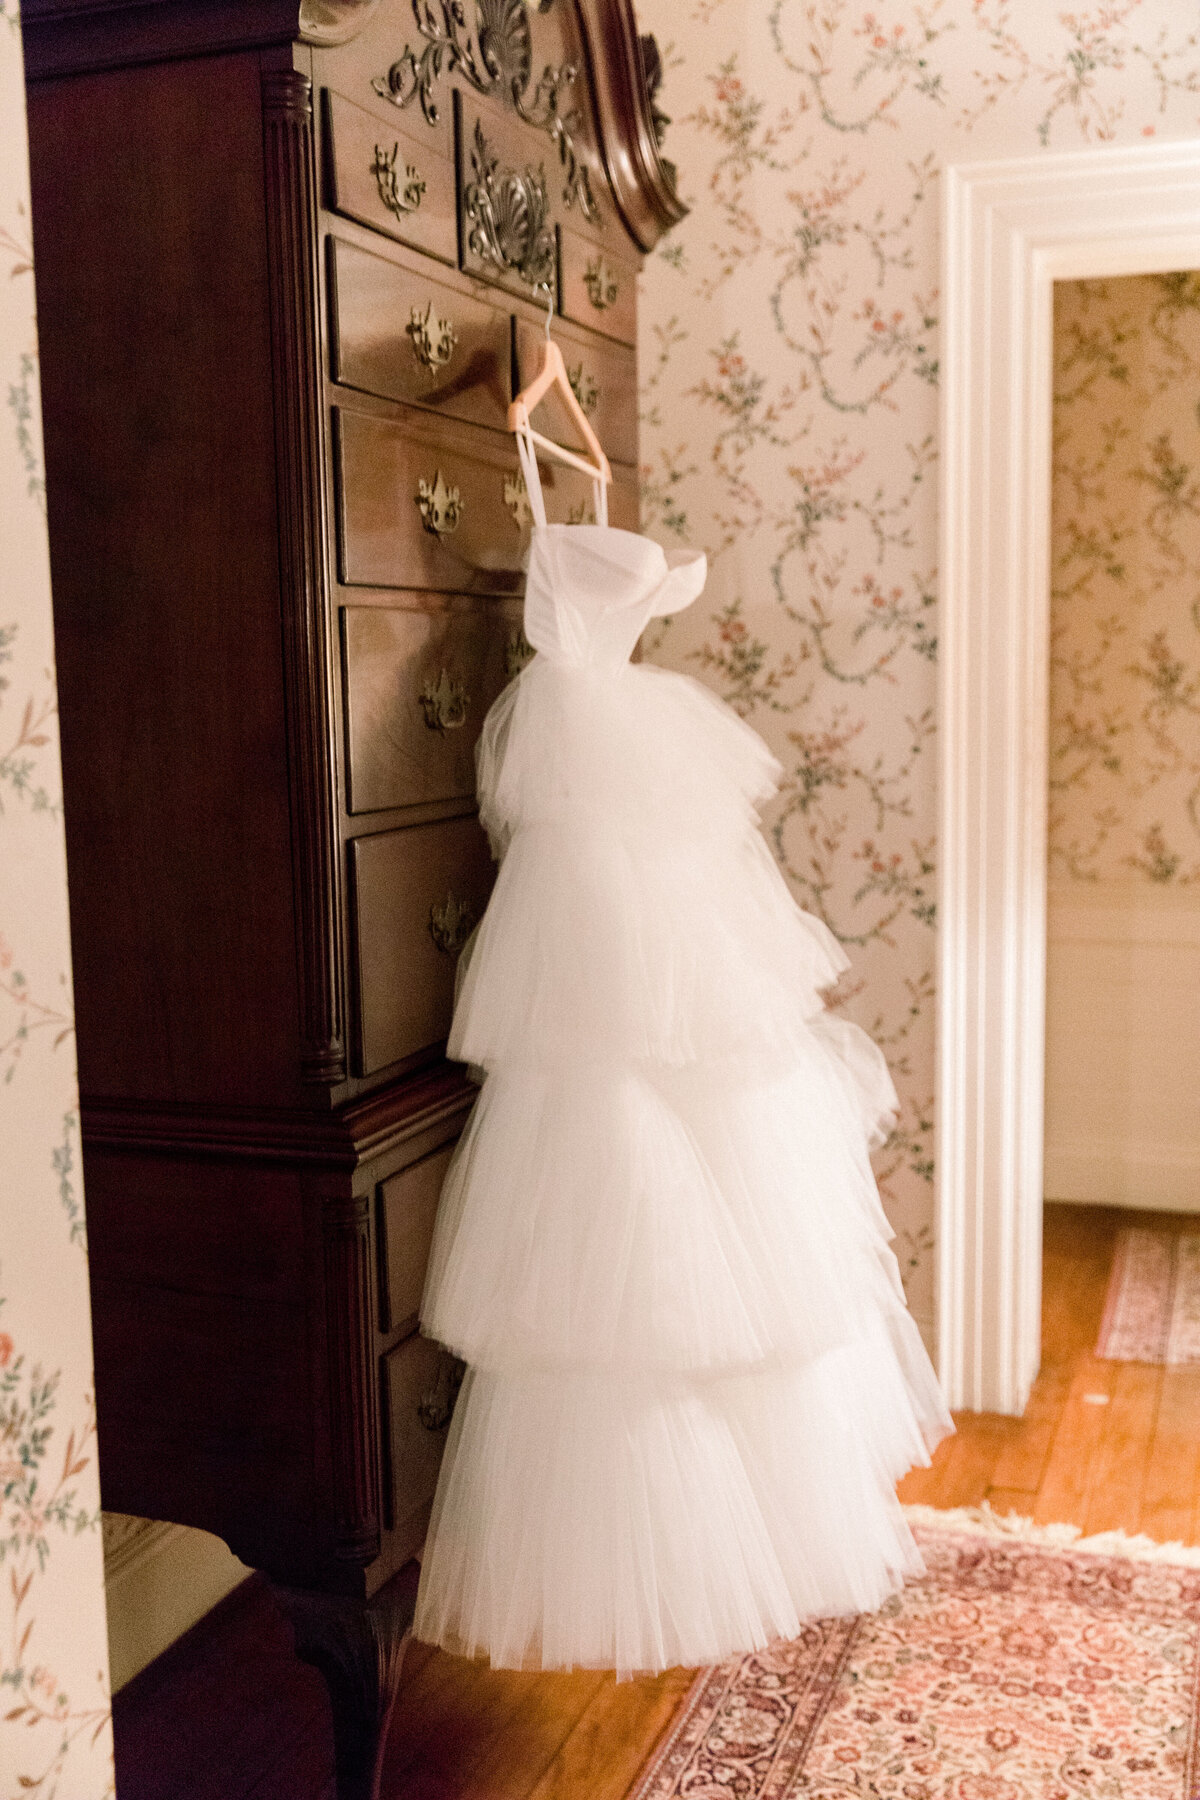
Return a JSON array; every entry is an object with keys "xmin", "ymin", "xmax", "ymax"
[{"xmin": 935, "ymin": 139, "xmax": 1200, "ymax": 1414}]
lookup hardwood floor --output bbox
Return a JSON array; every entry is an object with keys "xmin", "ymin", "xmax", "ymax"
[
  {"xmin": 897, "ymin": 1201, "xmax": 1200, "ymax": 1542},
  {"xmin": 114, "ymin": 1200, "xmax": 1200, "ymax": 1798}
]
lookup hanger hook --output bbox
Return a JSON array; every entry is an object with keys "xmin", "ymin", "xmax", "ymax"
[{"xmin": 539, "ymin": 280, "xmax": 554, "ymax": 341}]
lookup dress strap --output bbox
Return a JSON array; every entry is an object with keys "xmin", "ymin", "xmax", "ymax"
[
  {"xmin": 593, "ymin": 464, "xmax": 608, "ymax": 528},
  {"xmin": 516, "ymin": 414, "xmax": 609, "ymax": 530},
  {"xmin": 515, "ymin": 420, "xmax": 548, "ymax": 530}
]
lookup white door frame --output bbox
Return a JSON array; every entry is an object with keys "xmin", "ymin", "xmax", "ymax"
[{"xmin": 936, "ymin": 139, "xmax": 1200, "ymax": 1415}]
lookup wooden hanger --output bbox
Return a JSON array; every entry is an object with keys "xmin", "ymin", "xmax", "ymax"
[{"xmin": 507, "ymin": 286, "xmax": 613, "ymax": 490}]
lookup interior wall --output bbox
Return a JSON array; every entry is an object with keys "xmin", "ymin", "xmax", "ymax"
[
  {"xmin": 1044, "ymin": 272, "xmax": 1200, "ymax": 1210},
  {"xmin": 0, "ymin": 9, "xmax": 114, "ymax": 1789},
  {"xmin": 635, "ymin": 0, "xmax": 1200, "ymax": 1336}
]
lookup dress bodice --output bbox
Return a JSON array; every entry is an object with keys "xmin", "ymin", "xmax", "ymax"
[{"xmin": 523, "ymin": 524, "xmax": 708, "ymax": 668}]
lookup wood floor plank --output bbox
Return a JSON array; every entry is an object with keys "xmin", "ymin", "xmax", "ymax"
[
  {"xmin": 383, "ymin": 1657, "xmax": 607, "ymax": 1800},
  {"xmin": 897, "ymin": 1412, "xmax": 1016, "ymax": 1510},
  {"xmin": 526, "ymin": 1667, "xmax": 697, "ymax": 1800},
  {"xmin": 1032, "ymin": 1355, "xmax": 1121, "ymax": 1528},
  {"xmin": 1142, "ymin": 1367, "xmax": 1200, "ymax": 1545},
  {"xmin": 1083, "ymin": 1359, "xmax": 1161, "ymax": 1536},
  {"xmin": 988, "ymin": 1359, "xmax": 1073, "ymax": 1494}
]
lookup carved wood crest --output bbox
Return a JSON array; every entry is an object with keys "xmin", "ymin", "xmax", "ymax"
[
  {"xmin": 462, "ymin": 116, "xmax": 555, "ymax": 292},
  {"xmin": 372, "ymin": 0, "xmax": 599, "ymax": 220}
]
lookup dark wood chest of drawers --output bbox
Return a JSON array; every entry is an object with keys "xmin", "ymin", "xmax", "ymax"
[{"xmin": 22, "ymin": 0, "xmax": 681, "ymax": 1599}]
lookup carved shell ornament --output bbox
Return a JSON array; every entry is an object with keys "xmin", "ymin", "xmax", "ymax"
[
  {"xmin": 463, "ymin": 117, "xmax": 555, "ymax": 292},
  {"xmin": 372, "ymin": 0, "xmax": 599, "ymax": 221}
]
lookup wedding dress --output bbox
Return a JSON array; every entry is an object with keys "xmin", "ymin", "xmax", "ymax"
[{"xmin": 412, "ymin": 443, "xmax": 952, "ymax": 1677}]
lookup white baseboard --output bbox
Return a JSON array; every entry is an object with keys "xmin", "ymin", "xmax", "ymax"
[
  {"xmin": 103, "ymin": 1513, "xmax": 251, "ymax": 1692},
  {"xmin": 1045, "ymin": 1140, "xmax": 1200, "ymax": 1213}
]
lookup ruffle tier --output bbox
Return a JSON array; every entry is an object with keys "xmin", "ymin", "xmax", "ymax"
[
  {"xmin": 449, "ymin": 821, "xmax": 863, "ymax": 1070},
  {"xmin": 476, "ymin": 655, "xmax": 782, "ymax": 856},
  {"xmin": 422, "ymin": 1048, "xmax": 903, "ymax": 1374},
  {"xmin": 413, "ymin": 1314, "xmax": 949, "ymax": 1676}
]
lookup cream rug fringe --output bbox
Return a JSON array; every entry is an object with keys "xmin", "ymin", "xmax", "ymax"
[{"xmin": 903, "ymin": 1499, "xmax": 1200, "ymax": 1567}]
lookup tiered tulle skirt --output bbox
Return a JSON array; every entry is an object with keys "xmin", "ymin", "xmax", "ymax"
[{"xmin": 413, "ymin": 656, "xmax": 952, "ymax": 1674}]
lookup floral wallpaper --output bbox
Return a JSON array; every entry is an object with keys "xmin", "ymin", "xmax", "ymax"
[
  {"xmin": 635, "ymin": 0, "xmax": 1200, "ymax": 1333},
  {"xmin": 0, "ymin": 8, "xmax": 115, "ymax": 1794},
  {"xmin": 1049, "ymin": 271, "xmax": 1200, "ymax": 888}
]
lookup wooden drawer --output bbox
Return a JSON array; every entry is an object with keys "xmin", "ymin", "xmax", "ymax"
[
  {"xmin": 381, "ymin": 1332, "xmax": 462, "ymax": 1539},
  {"xmin": 340, "ymin": 602, "xmax": 510, "ymax": 815},
  {"xmin": 514, "ymin": 313, "xmax": 637, "ymax": 466},
  {"xmin": 322, "ymin": 88, "xmax": 456, "ymax": 265},
  {"xmin": 378, "ymin": 1143, "xmax": 453, "ymax": 1334},
  {"xmin": 349, "ymin": 816, "xmax": 494, "ymax": 1075},
  {"xmin": 328, "ymin": 237, "xmax": 513, "ymax": 430},
  {"xmin": 560, "ymin": 228, "xmax": 637, "ymax": 346},
  {"xmin": 334, "ymin": 404, "xmax": 639, "ymax": 594}
]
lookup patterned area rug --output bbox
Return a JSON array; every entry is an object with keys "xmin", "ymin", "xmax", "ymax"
[
  {"xmin": 629, "ymin": 1506, "xmax": 1200, "ymax": 1800},
  {"xmin": 1097, "ymin": 1228, "xmax": 1200, "ymax": 1364}
]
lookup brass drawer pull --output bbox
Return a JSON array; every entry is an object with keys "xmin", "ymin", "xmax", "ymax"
[
  {"xmin": 416, "ymin": 469, "xmax": 462, "ymax": 536},
  {"xmin": 418, "ymin": 668, "xmax": 468, "ymax": 732},
  {"xmin": 566, "ymin": 361, "xmax": 599, "ymax": 415},
  {"xmin": 428, "ymin": 891, "xmax": 476, "ymax": 953},
  {"xmin": 372, "ymin": 141, "xmax": 426, "ymax": 218},
  {"xmin": 583, "ymin": 253, "xmax": 619, "ymax": 311},
  {"xmin": 503, "ymin": 470, "xmax": 534, "ymax": 529},
  {"xmin": 505, "ymin": 625, "xmax": 535, "ymax": 680},
  {"xmin": 416, "ymin": 1354, "xmax": 465, "ymax": 1432},
  {"xmin": 407, "ymin": 299, "xmax": 457, "ymax": 371}
]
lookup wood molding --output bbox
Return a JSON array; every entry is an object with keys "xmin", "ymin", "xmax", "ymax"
[
  {"xmin": 321, "ymin": 1194, "xmax": 382, "ymax": 1565},
  {"xmin": 20, "ymin": 0, "xmax": 379, "ymax": 78},
  {"xmin": 298, "ymin": 0, "xmax": 381, "ymax": 44},
  {"xmin": 937, "ymin": 138, "xmax": 1200, "ymax": 1415},
  {"xmin": 81, "ymin": 1064, "xmax": 475, "ymax": 1167},
  {"xmin": 573, "ymin": 0, "xmax": 686, "ymax": 253},
  {"xmin": 261, "ymin": 64, "xmax": 348, "ymax": 1086},
  {"xmin": 20, "ymin": 1, "xmax": 300, "ymax": 77}
]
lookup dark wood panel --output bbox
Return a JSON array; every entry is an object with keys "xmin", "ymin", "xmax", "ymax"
[
  {"xmin": 83, "ymin": 1152, "xmax": 319, "ymax": 1579},
  {"xmin": 263, "ymin": 64, "xmax": 347, "ymax": 1086},
  {"xmin": 328, "ymin": 235, "xmax": 513, "ymax": 428},
  {"xmin": 340, "ymin": 600, "xmax": 510, "ymax": 815},
  {"xmin": 27, "ymin": 53, "xmax": 302, "ymax": 1109},
  {"xmin": 321, "ymin": 1192, "xmax": 383, "ymax": 1565},
  {"xmin": 514, "ymin": 311, "xmax": 637, "ymax": 465},
  {"xmin": 378, "ymin": 1141, "xmax": 454, "ymax": 1333},
  {"xmin": 348, "ymin": 816, "xmax": 495, "ymax": 1075},
  {"xmin": 322, "ymin": 86, "xmax": 456, "ymax": 262},
  {"xmin": 560, "ymin": 226, "xmax": 637, "ymax": 345}
]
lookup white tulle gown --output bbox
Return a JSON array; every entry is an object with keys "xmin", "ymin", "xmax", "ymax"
[{"xmin": 413, "ymin": 450, "xmax": 952, "ymax": 1677}]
